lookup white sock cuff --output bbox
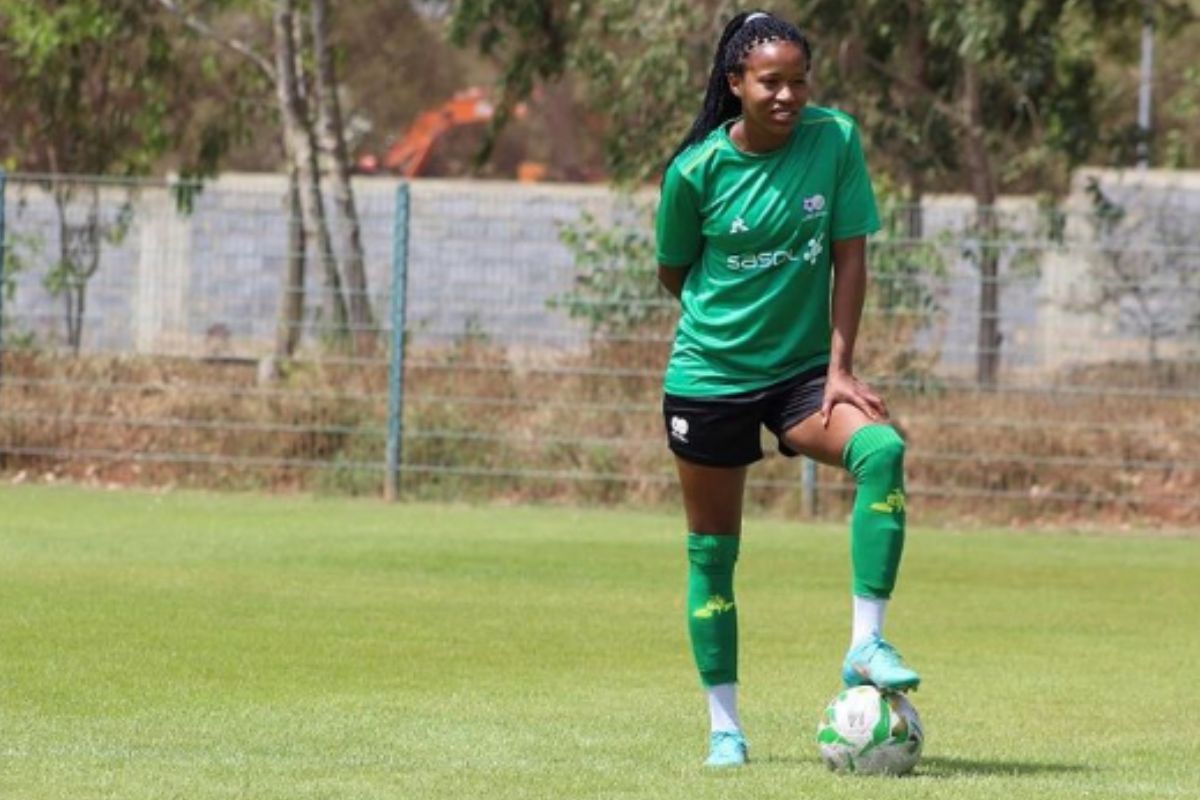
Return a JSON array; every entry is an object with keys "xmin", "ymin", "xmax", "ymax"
[
  {"xmin": 707, "ymin": 682, "xmax": 742, "ymax": 733},
  {"xmin": 851, "ymin": 595, "xmax": 888, "ymax": 646}
]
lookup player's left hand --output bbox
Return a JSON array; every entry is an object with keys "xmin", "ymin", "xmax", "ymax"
[{"xmin": 821, "ymin": 369, "xmax": 888, "ymax": 427}]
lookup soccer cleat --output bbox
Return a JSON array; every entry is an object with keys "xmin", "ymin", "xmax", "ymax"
[
  {"xmin": 841, "ymin": 635, "xmax": 921, "ymax": 692},
  {"xmin": 705, "ymin": 730, "xmax": 749, "ymax": 767}
]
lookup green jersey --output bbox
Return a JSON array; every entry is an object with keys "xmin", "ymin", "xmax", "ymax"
[{"xmin": 656, "ymin": 106, "xmax": 880, "ymax": 397}]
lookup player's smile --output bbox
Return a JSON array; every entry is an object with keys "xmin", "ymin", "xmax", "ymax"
[{"xmin": 770, "ymin": 106, "xmax": 798, "ymax": 123}]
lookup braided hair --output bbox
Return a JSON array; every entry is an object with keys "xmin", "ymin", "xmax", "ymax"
[{"xmin": 668, "ymin": 11, "xmax": 811, "ymax": 164}]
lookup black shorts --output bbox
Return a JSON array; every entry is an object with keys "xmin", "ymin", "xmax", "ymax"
[{"xmin": 662, "ymin": 365, "xmax": 827, "ymax": 468}]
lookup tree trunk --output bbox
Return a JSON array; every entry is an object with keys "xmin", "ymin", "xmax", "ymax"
[
  {"xmin": 53, "ymin": 190, "xmax": 74, "ymax": 352},
  {"xmin": 273, "ymin": 0, "xmax": 348, "ymax": 343},
  {"xmin": 901, "ymin": 0, "xmax": 928, "ymax": 231},
  {"xmin": 310, "ymin": 0, "xmax": 374, "ymax": 353},
  {"xmin": 52, "ymin": 185, "xmax": 99, "ymax": 356},
  {"xmin": 71, "ymin": 281, "xmax": 86, "ymax": 356},
  {"xmin": 76, "ymin": 188, "xmax": 103, "ymax": 356},
  {"xmin": 961, "ymin": 60, "xmax": 1001, "ymax": 388},
  {"xmin": 542, "ymin": 77, "xmax": 585, "ymax": 180},
  {"xmin": 276, "ymin": 162, "xmax": 307, "ymax": 359}
]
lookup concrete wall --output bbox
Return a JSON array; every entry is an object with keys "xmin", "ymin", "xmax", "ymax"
[
  {"xmin": 3, "ymin": 169, "xmax": 1197, "ymax": 375},
  {"xmin": 1037, "ymin": 168, "xmax": 1200, "ymax": 370}
]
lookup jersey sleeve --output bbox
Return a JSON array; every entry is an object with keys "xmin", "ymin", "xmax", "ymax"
[
  {"xmin": 655, "ymin": 161, "xmax": 704, "ymax": 268},
  {"xmin": 830, "ymin": 122, "xmax": 881, "ymax": 241}
]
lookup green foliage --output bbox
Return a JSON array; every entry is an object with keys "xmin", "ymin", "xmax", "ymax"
[
  {"xmin": 451, "ymin": 0, "xmax": 737, "ymax": 182},
  {"xmin": 802, "ymin": 0, "xmax": 1185, "ymax": 194},
  {"xmin": 567, "ymin": 0, "xmax": 727, "ymax": 182},
  {"xmin": 0, "ymin": 0, "xmax": 256, "ymax": 177},
  {"xmin": 1, "ymin": 231, "xmax": 39, "ymax": 304},
  {"xmin": 1084, "ymin": 176, "xmax": 1126, "ymax": 229},
  {"xmin": 448, "ymin": 0, "xmax": 583, "ymax": 164},
  {"xmin": 170, "ymin": 178, "xmax": 206, "ymax": 216},
  {"xmin": 870, "ymin": 205, "xmax": 947, "ymax": 318},
  {"xmin": 1162, "ymin": 66, "xmax": 1200, "ymax": 168},
  {"xmin": 451, "ymin": 0, "xmax": 1195, "ymax": 190},
  {"xmin": 1, "ymin": 229, "xmax": 43, "ymax": 349},
  {"xmin": 0, "ymin": 1, "xmax": 259, "ymax": 351},
  {"xmin": 552, "ymin": 198, "xmax": 674, "ymax": 337}
]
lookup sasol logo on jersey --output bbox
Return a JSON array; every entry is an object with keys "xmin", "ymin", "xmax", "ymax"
[
  {"xmin": 802, "ymin": 235, "xmax": 824, "ymax": 264},
  {"xmin": 726, "ymin": 248, "xmax": 803, "ymax": 271},
  {"xmin": 727, "ymin": 234, "xmax": 824, "ymax": 272}
]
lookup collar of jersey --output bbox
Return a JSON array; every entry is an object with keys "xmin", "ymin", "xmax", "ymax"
[{"xmin": 720, "ymin": 117, "xmax": 799, "ymax": 160}]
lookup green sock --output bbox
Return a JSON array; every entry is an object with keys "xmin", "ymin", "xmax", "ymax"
[
  {"xmin": 687, "ymin": 533, "xmax": 740, "ymax": 687},
  {"xmin": 843, "ymin": 424, "xmax": 907, "ymax": 599}
]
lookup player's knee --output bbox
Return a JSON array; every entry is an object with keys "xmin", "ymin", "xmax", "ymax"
[
  {"xmin": 849, "ymin": 425, "xmax": 905, "ymax": 483},
  {"xmin": 687, "ymin": 532, "xmax": 740, "ymax": 570}
]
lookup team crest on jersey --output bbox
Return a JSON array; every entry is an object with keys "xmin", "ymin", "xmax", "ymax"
[
  {"xmin": 802, "ymin": 194, "xmax": 827, "ymax": 220},
  {"xmin": 730, "ymin": 216, "xmax": 749, "ymax": 234}
]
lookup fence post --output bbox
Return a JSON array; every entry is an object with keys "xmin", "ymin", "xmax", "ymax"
[
  {"xmin": 384, "ymin": 182, "xmax": 411, "ymax": 502},
  {"xmin": 0, "ymin": 170, "xmax": 7, "ymax": 384},
  {"xmin": 801, "ymin": 457, "xmax": 818, "ymax": 517}
]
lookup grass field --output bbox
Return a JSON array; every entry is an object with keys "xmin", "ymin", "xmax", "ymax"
[{"xmin": 1, "ymin": 484, "xmax": 1198, "ymax": 799}]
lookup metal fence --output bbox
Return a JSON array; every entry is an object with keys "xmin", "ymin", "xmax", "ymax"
[{"xmin": 0, "ymin": 169, "xmax": 1197, "ymax": 526}]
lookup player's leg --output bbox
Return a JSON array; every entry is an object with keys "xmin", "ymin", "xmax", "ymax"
[
  {"xmin": 781, "ymin": 404, "xmax": 920, "ymax": 692},
  {"xmin": 664, "ymin": 389, "xmax": 764, "ymax": 765},
  {"xmin": 675, "ymin": 457, "xmax": 750, "ymax": 766}
]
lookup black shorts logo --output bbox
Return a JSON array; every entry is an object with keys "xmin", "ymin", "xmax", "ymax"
[{"xmin": 669, "ymin": 415, "xmax": 690, "ymax": 443}]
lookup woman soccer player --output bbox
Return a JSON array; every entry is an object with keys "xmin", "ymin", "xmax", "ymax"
[{"xmin": 656, "ymin": 11, "xmax": 920, "ymax": 767}]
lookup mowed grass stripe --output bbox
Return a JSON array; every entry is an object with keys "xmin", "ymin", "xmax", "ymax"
[{"xmin": 0, "ymin": 484, "xmax": 1197, "ymax": 800}]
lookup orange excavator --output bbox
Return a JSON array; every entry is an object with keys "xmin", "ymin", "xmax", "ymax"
[{"xmin": 358, "ymin": 87, "xmax": 544, "ymax": 178}]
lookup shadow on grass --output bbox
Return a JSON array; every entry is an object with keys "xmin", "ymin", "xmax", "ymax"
[
  {"xmin": 919, "ymin": 755, "xmax": 1095, "ymax": 778},
  {"xmin": 754, "ymin": 754, "xmax": 1094, "ymax": 778}
]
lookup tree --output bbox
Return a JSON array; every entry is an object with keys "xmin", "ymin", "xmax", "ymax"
[
  {"xmin": 450, "ymin": 0, "xmax": 742, "ymax": 182},
  {"xmin": 270, "ymin": 0, "xmax": 349, "ymax": 345},
  {"xmin": 155, "ymin": 0, "xmax": 374, "ymax": 356},
  {"xmin": 802, "ymin": 0, "xmax": 1196, "ymax": 386},
  {"xmin": 448, "ymin": 0, "xmax": 579, "ymax": 167},
  {"xmin": 311, "ymin": 0, "xmax": 374, "ymax": 346},
  {"xmin": 568, "ymin": 0, "xmax": 740, "ymax": 182},
  {"xmin": 0, "ymin": 0, "xmax": 251, "ymax": 353}
]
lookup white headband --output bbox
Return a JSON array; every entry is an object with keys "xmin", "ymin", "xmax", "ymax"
[{"xmin": 745, "ymin": 12, "xmax": 770, "ymax": 23}]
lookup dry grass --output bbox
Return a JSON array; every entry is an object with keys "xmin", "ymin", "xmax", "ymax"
[
  {"xmin": 0, "ymin": 351, "xmax": 388, "ymax": 492},
  {"xmin": 1, "ymin": 344, "xmax": 1197, "ymax": 527}
]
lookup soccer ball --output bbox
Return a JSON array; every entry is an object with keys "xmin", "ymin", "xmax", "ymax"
[{"xmin": 815, "ymin": 685, "xmax": 924, "ymax": 775}]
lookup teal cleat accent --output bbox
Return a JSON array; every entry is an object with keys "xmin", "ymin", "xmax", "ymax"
[
  {"xmin": 842, "ymin": 635, "xmax": 921, "ymax": 692},
  {"xmin": 705, "ymin": 730, "xmax": 749, "ymax": 767}
]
